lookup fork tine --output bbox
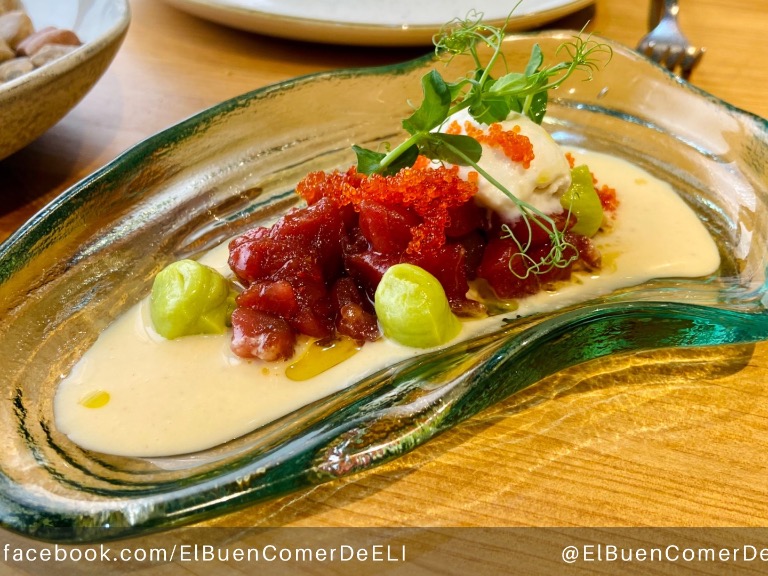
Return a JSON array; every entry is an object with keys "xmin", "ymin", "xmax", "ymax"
[
  {"xmin": 679, "ymin": 47, "xmax": 705, "ymax": 79},
  {"xmin": 640, "ymin": 40, "xmax": 658, "ymax": 58},
  {"xmin": 662, "ymin": 45, "xmax": 686, "ymax": 72},
  {"xmin": 646, "ymin": 42, "xmax": 675, "ymax": 71}
]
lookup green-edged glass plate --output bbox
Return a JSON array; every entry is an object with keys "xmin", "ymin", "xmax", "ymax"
[{"xmin": 1, "ymin": 31, "xmax": 767, "ymax": 543}]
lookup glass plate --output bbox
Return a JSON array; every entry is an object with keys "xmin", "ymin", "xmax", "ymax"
[{"xmin": 1, "ymin": 31, "xmax": 767, "ymax": 543}]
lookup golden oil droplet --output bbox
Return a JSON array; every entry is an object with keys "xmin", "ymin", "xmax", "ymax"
[
  {"xmin": 285, "ymin": 336, "xmax": 362, "ymax": 381},
  {"xmin": 79, "ymin": 390, "xmax": 111, "ymax": 409}
]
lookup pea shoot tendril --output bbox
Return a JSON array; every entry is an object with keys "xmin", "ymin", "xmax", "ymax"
[{"xmin": 352, "ymin": 10, "xmax": 611, "ymax": 279}]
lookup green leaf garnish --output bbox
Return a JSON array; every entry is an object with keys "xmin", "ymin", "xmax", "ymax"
[
  {"xmin": 352, "ymin": 145, "xmax": 387, "ymax": 175},
  {"xmin": 402, "ymin": 70, "xmax": 451, "ymax": 134},
  {"xmin": 525, "ymin": 44, "xmax": 545, "ymax": 75},
  {"xmin": 352, "ymin": 8, "xmax": 612, "ymax": 278},
  {"xmin": 418, "ymin": 133, "xmax": 482, "ymax": 166}
]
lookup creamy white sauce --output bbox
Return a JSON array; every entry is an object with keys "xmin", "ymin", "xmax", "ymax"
[{"xmin": 53, "ymin": 148, "xmax": 721, "ymax": 457}]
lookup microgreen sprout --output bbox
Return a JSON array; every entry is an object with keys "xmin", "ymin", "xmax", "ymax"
[{"xmin": 352, "ymin": 12, "xmax": 611, "ymax": 278}]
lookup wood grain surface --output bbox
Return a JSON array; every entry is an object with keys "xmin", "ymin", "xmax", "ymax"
[{"xmin": 1, "ymin": 0, "xmax": 767, "ymax": 542}]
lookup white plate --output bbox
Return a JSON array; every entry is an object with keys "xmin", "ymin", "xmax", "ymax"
[{"xmin": 161, "ymin": 0, "xmax": 595, "ymax": 46}]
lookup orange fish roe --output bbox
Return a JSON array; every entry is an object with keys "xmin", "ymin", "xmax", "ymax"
[
  {"xmin": 461, "ymin": 121, "xmax": 534, "ymax": 168},
  {"xmin": 446, "ymin": 120, "xmax": 463, "ymax": 135},
  {"xmin": 296, "ymin": 164, "xmax": 478, "ymax": 255},
  {"xmin": 597, "ymin": 184, "xmax": 619, "ymax": 212},
  {"xmin": 295, "ymin": 167, "xmax": 366, "ymax": 206},
  {"xmin": 412, "ymin": 154, "xmax": 431, "ymax": 170}
]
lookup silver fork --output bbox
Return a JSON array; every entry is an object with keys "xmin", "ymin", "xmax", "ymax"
[{"xmin": 636, "ymin": 0, "xmax": 705, "ymax": 80}]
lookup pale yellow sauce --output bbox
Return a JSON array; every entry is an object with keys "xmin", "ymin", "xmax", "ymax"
[{"xmin": 53, "ymin": 149, "xmax": 721, "ymax": 457}]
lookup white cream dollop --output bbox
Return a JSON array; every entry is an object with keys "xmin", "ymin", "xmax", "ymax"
[{"xmin": 440, "ymin": 109, "xmax": 571, "ymax": 220}]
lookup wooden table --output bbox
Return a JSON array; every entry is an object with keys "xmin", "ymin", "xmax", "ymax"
[{"xmin": 2, "ymin": 0, "xmax": 768, "ymax": 544}]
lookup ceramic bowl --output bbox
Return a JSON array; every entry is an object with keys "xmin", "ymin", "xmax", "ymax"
[{"xmin": 0, "ymin": 0, "xmax": 130, "ymax": 160}]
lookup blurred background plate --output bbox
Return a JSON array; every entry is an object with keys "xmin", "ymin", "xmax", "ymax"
[
  {"xmin": 0, "ymin": 0, "xmax": 130, "ymax": 161},
  {"xmin": 160, "ymin": 0, "xmax": 594, "ymax": 46}
]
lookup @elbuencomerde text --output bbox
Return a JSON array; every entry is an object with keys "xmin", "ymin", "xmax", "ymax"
[{"xmin": 561, "ymin": 543, "xmax": 768, "ymax": 564}]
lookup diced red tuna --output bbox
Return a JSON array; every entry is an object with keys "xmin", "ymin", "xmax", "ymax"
[
  {"xmin": 337, "ymin": 303, "xmax": 381, "ymax": 341},
  {"xmin": 445, "ymin": 201, "xmax": 485, "ymax": 238},
  {"xmin": 476, "ymin": 238, "xmax": 542, "ymax": 298},
  {"xmin": 330, "ymin": 277, "xmax": 380, "ymax": 341},
  {"xmin": 567, "ymin": 233, "xmax": 602, "ymax": 269},
  {"xmin": 230, "ymin": 308, "xmax": 296, "ymax": 361},
  {"xmin": 236, "ymin": 280, "xmax": 299, "ymax": 316},
  {"xmin": 344, "ymin": 250, "xmax": 400, "ymax": 298},
  {"xmin": 358, "ymin": 200, "xmax": 420, "ymax": 255},
  {"xmin": 286, "ymin": 281, "xmax": 335, "ymax": 338},
  {"xmin": 406, "ymin": 242, "xmax": 471, "ymax": 309}
]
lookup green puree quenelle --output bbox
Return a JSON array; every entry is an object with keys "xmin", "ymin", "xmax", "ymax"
[
  {"xmin": 149, "ymin": 259, "xmax": 236, "ymax": 340},
  {"xmin": 562, "ymin": 165, "xmax": 604, "ymax": 237},
  {"xmin": 374, "ymin": 263, "xmax": 462, "ymax": 348}
]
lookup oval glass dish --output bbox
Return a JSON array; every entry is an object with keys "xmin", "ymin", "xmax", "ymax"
[{"xmin": 1, "ymin": 32, "xmax": 767, "ymax": 543}]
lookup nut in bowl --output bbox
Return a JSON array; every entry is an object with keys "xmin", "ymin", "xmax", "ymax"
[{"xmin": 0, "ymin": 0, "xmax": 130, "ymax": 161}]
